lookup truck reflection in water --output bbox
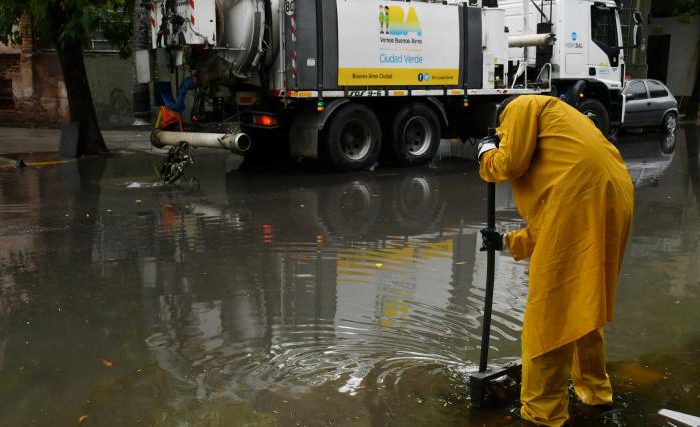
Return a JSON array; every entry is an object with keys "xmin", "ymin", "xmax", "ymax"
[
  {"xmin": 131, "ymin": 166, "xmax": 528, "ymax": 405},
  {"xmin": 1, "ymin": 129, "xmax": 699, "ymax": 424}
]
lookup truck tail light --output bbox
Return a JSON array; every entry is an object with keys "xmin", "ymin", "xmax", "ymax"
[{"xmin": 254, "ymin": 114, "xmax": 278, "ymax": 127}]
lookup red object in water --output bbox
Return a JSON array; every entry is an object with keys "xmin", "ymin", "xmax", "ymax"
[{"xmin": 262, "ymin": 224, "xmax": 274, "ymax": 244}]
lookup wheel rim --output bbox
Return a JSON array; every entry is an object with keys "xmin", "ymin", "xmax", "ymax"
[
  {"xmin": 665, "ymin": 115, "xmax": 677, "ymax": 133},
  {"xmin": 399, "ymin": 177, "xmax": 431, "ymax": 215},
  {"xmin": 584, "ymin": 110, "xmax": 602, "ymax": 130},
  {"xmin": 330, "ymin": 180, "xmax": 379, "ymax": 235},
  {"xmin": 340, "ymin": 119, "xmax": 372, "ymax": 161},
  {"xmin": 402, "ymin": 116, "xmax": 433, "ymax": 156},
  {"xmin": 341, "ymin": 182, "xmax": 373, "ymax": 214},
  {"xmin": 661, "ymin": 133, "xmax": 676, "ymax": 153}
]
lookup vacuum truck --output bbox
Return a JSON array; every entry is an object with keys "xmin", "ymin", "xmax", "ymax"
[{"xmin": 138, "ymin": 0, "xmax": 640, "ymax": 172}]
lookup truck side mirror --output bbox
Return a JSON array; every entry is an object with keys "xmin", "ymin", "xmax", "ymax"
[{"xmin": 632, "ymin": 10, "xmax": 643, "ymax": 48}]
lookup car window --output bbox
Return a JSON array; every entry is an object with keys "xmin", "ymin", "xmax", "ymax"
[
  {"xmin": 647, "ymin": 81, "xmax": 669, "ymax": 98},
  {"xmin": 591, "ymin": 6, "xmax": 619, "ymax": 47},
  {"xmin": 626, "ymin": 81, "xmax": 648, "ymax": 100}
]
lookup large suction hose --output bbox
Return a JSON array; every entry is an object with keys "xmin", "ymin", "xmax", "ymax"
[
  {"xmin": 508, "ymin": 33, "xmax": 556, "ymax": 47},
  {"xmin": 151, "ymin": 130, "xmax": 252, "ymax": 155}
]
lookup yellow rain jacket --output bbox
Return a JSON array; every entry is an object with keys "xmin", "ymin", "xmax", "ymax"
[{"xmin": 480, "ymin": 95, "xmax": 634, "ymax": 359}]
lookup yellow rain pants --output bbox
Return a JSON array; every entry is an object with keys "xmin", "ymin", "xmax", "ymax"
[
  {"xmin": 521, "ymin": 329, "xmax": 612, "ymax": 426},
  {"xmin": 479, "ymin": 95, "xmax": 634, "ymax": 425}
]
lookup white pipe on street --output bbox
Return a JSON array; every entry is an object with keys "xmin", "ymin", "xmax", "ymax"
[
  {"xmin": 658, "ymin": 409, "xmax": 700, "ymax": 427},
  {"xmin": 508, "ymin": 33, "xmax": 556, "ymax": 48},
  {"xmin": 151, "ymin": 130, "xmax": 251, "ymax": 154}
]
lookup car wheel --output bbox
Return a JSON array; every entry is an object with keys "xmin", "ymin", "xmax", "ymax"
[
  {"xmin": 578, "ymin": 98, "xmax": 610, "ymax": 136},
  {"xmin": 661, "ymin": 112, "xmax": 677, "ymax": 134},
  {"xmin": 386, "ymin": 103, "xmax": 441, "ymax": 166},
  {"xmin": 322, "ymin": 104, "xmax": 381, "ymax": 171},
  {"xmin": 660, "ymin": 133, "xmax": 677, "ymax": 154}
]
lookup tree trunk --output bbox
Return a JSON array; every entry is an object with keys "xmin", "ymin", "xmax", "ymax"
[
  {"xmin": 683, "ymin": 40, "xmax": 700, "ymax": 121},
  {"xmin": 48, "ymin": 3, "xmax": 109, "ymax": 156}
]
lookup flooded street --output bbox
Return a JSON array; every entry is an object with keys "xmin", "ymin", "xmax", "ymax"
[{"xmin": 0, "ymin": 127, "xmax": 699, "ymax": 426}]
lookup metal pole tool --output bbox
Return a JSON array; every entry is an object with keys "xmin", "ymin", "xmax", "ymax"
[{"xmin": 469, "ymin": 131, "xmax": 521, "ymax": 408}]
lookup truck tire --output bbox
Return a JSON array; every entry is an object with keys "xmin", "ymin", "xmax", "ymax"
[
  {"xmin": 578, "ymin": 98, "xmax": 609, "ymax": 136},
  {"xmin": 321, "ymin": 175, "xmax": 380, "ymax": 236},
  {"xmin": 323, "ymin": 104, "xmax": 381, "ymax": 171},
  {"xmin": 391, "ymin": 172, "xmax": 444, "ymax": 235},
  {"xmin": 388, "ymin": 103, "xmax": 441, "ymax": 166}
]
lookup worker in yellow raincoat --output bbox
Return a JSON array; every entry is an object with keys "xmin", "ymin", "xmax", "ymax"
[{"xmin": 477, "ymin": 95, "xmax": 634, "ymax": 426}]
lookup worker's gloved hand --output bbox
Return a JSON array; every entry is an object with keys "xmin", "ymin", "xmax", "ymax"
[
  {"xmin": 480, "ymin": 228, "xmax": 504, "ymax": 251},
  {"xmin": 476, "ymin": 134, "xmax": 500, "ymax": 162}
]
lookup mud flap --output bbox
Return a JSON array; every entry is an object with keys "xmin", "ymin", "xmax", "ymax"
[{"xmin": 290, "ymin": 110, "xmax": 321, "ymax": 159}]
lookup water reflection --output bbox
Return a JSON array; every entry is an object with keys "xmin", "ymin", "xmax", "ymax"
[
  {"xmin": 607, "ymin": 128, "xmax": 700, "ymax": 368},
  {"xmin": 0, "ymin": 155, "xmax": 531, "ymax": 424},
  {"xmin": 618, "ymin": 131, "xmax": 677, "ymax": 187},
  {"xmin": 130, "ymin": 167, "xmax": 528, "ymax": 404},
  {"xmin": 0, "ymin": 128, "xmax": 699, "ymax": 425}
]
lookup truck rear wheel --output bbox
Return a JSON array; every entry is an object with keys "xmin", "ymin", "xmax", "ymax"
[
  {"xmin": 388, "ymin": 103, "xmax": 441, "ymax": 166},
  {"xmin": 321, "ymin": 175, "xmax": 380, "ymax": 236},
  {"xmin": 578, "ymin": 98, "xmax": 610, "ymax": 136},
  {"xmin": 323, "ymin": 104, "xmax": 381, "ymax": 171},
  {"xmin": 391, "ymin": 172, "xmax": 443, "ymax": 234}
]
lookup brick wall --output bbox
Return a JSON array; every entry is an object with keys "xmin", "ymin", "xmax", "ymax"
[
  {"xmin": 0, "ymin": 52, "xmax": 70, "ymax": 126},
  {"xmin": 0, "ymin": 16, "xmax": 70, "ymax": 126},
  {"xmin": 0, "ymin": 55, "xmax": 20, "ymax": 110},
  {"xmin": 0, "ymin": 15, "xmax": 134, "ymax": 128},
  {"xmin": 0, "ymin": 54, "xmax": 20, "ymax": 74}
]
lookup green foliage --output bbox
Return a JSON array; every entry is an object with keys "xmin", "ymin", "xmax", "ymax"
[
  {"xmin": 674, "ymin": 0, "xmax": 700, "ymax": 23},
  {"xmin": 674, "ymin": 0, "xmax": 700, "ymax": 14},
  {"xmin": 0, "ymin": 0, "xmax": 134, "ymax": 56}
]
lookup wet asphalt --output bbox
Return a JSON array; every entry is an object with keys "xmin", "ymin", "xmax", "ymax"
[{"xmin": 0, "ymin": 127, "xmax": 698, "ymax": 426}]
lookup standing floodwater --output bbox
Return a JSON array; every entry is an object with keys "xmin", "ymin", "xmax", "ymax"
[{"xmin": 0, "ymin": 128, "xmax": 699, "ymax": 426}]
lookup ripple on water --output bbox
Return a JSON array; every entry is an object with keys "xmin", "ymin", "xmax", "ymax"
[{"xmin": 137, "ymin": 229, "xmax": 529, "ymax": 401}]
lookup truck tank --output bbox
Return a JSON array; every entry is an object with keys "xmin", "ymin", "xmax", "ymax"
[{"xmin": 176, "ymin": 0, "xmax": 277, "ymax": 87}]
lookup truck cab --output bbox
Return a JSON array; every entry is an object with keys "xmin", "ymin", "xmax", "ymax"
[
  {"xmin": 502, "ymin": 0, "xmax": 638, "ymax": 134},
  {"xmin": 554, "ymin": 0, "xmax": 624, "ymax": 91}
]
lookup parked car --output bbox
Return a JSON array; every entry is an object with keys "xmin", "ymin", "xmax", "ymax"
[{"xmin": 622, "ymin": 79, "xmax": 678, "ymax": 133}]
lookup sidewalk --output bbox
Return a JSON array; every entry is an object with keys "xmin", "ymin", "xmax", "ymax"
[
  {"xmin": 0, "ymin": 127, "xmax": 155, "ymax": 155},
  {"xmin": 0, "ymin": 127, "xmax": 160, "ymax": 168}
]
